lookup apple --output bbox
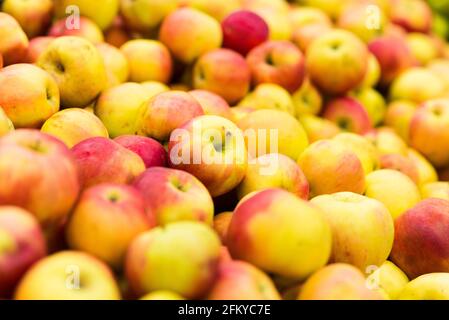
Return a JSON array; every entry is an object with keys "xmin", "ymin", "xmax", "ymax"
[
  {"xmin": 71, "ymin": 137, "xmax": 145, "ymax": 189},
  {"xmin": 221, "ymin": 10, "xmax": 269, "ymax": 56},
  {"xmin": 104, "ymin": 16, "xmax": 131, "ymax": 48},
  {"xmin": 114, "ymin": 135, "xmax": 167, "ymax": 168},
  {"xmin": 237, "ymin": 153, "xmax": 309, "ymax": 200},
  {"xmin": 125, "ymin": 221, "xmax": 221, "ymax": 298},
  {"xmin": 1, "ymin": 0, "xmax": 52, "ymax": 38},
  {"xmin": 133, "ymin": 167, "xmax": 214, "ymax": 226},
  {"xmin": 96, "ymin": 42, "xmax": 129, "ymax": 88},
  {"xmin": 141, "ymin": 81, "xmax": 170, "ymax": 98},
  {"xmin": 138, "ymin": 90, "xmax": 204, "ymax": 142},
  {"xmin": 323, "ymin": 97, "xmax": 372, "ymax": 135},
  {"xmin": 289, "ymin": 6, "xmax": 331, "ymax": 30},
  {"xmin": 406, "ymin": 33, "xmax": 440, "ymax": 66},
  {"xmin": 0, "ymin": 12, "xmax": 28, "ymax": 65},
  {"xmin": 159, "ymin": 8, "xmax": 222, "ymax": 64},
  {"xmin": 193, "ymin": 48, "xmax": 251, "ymax": 105},
  {"xmin": 48, "ymin": 17, "xmax": 104, "ymax": 44},
  {"xmin": 429, "ymin": 59, "xmax": 449, "ymax": 91},
  {"xmin": 292, "ymin": 78, "xmax": 322, "ymax": 117},
  {"xmin": 291, "ymin": 22, "xmax": 332, "ymax": 53},
  {"xmin": 359, "ymin": 53, "xmax": 381, "ymax": 88},
  {"xmin": 140, "ymin": 290, "xmax": 184, "ymax": 300},
  {"xmin": 0, "ymin": 206, "xmax": 46, "ymax": 298},
  {"xmin": 391, "ymin": 0, "xmax": 432, "ymax": 33},
  {"xmin": 365, "ymin": 127, "xmax": 409, "ymax": 156},
  {"xmin": 409, "ymin": 98, "xmax": 449, "ymax": 168},
  {"xmin": 230, "ymin": 106, "xmax": 255, "ymax": 123},
  {"xmin": 242, "ymin": 0, "xmax": 289, "ymax": 14},
  {"xmin": 227, "ymin": 188, "xmax": 331, "ymax": 280},
  {"xmin": 237, "ymin": 109, "xmax": 309, "ymax": 161},
  {"xmin": 298, "ymin": 139, "xmax": 365, "ymax": 197},
  {"xmin": 38, "ymin": 36, "xmax": 108, "ymax": 108},
  {"xmin": 184, "ymin": 0, "xmax": 241, "ymax": 21},
  {"xmin": 379, "ymin": 153, "xmax": 419, "ymax": 184},
  {"xmin": 213, "ymin": 211, "xmax": 233, "ymax": 243},
  {"xmin": 364, "ymin": 169, "xmax": 421, "ymax": 220},
  {"xmin": 300, "ymin": 0, "xmax": 346, "ymax": 19},
  {"xmin": 306, "ymin": 29, "xmax": 368, "ymax": 95},
  {"xmin": 15, "ymin": 250, "xmax": 121, "ymax": 300},
  {"xmin": 408, "ymin": 148, "xmax": 438, "ymax": 186},
  {"xmin": 189, "ymin": 89, "xmax": 233, "ymax": 120},
  {"xmin": 421, "ymin": 182, "xmax": 449, "ymax": 201},
  {"xmin": 298, "ymin": 114, "xmax": 341, "ymax": 143},
  {"xmin": 399, "ymin": 273, "xmax": 449, "ymax": 300},
  {"xmin": 249, "ymin": 7, "xmax": 292, "ymax": 41},
  {"xmin": 384, "ymin": 100, "xmax": 417, "ymax": 143},
  {"xmin": 120, "ymin": 39, "xmax": 172, "ymax": 84},
  {"xmin": 0, "ymin": 129, "xmax": 80, "ymax": 229},
  {"xmin": 366, "ymin": 261, "xmax": 409, "ymax": 300},
  {"xmin": 66, "ymin": 183, "xmax": 154, "ymax": 269},
  {"xmin": 207, "ymin": 260, "xmax": 281, "ymax": 300},
  {"xmin": 168, "ymin": 115, "xmax": 247, "ymax": 197},
  {"xmin": 247, "ymin": 40, "xmax": 306, "ymax": 93},
  {"xmin": 311, "ymin": 192, "xmax": 394, "ymax": 271},
  {"xmin": 25, "ymin": 36, "xmax": 54, "ymax": 63},
  {"xmin": 120, "ymin": 0, "xmax": 178, "ymax": 32},
  {"xmin": 350, "ymin": 88, "xmax": 386, "ymax": 127},
  {"xmin": 0, "ymin": 108, "xmax": 14, "ymax": 137}
]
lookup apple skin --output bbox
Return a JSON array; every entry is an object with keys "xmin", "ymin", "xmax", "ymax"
[
  {"xmin": 206, "ymin": 260, "xmax": 281, "ymax": 300},
  {"xmin": 299, "ymin": 114, "xmax": 341, "ymax": 143},
  {"xmin": 398, "ymin": 273, "xmax": 449, "ymax": 300},
  {"xmin": 141, "ymin": 81, "xmax": 170, "ymax": 98},
  {"xmin": 350, "ymin": 87, "xmax": 386, "ymax": 127},
  {"xmin": 227, "ymin": 188, "xmax": 332, "ymax": 280},
  {"xmin": 48, "ymin": 17, "xmax": 104, "ymax": 44},
  {"xmin": 384, "ymin": 100, "xmax": 417, "ymax": 143},
  {"xmin": 0, "ymin": 129, "xmax": 80, "ymax": 229},
  {"xmin": 15, "ymin": 250, "xmax": 121, "ymax": 300},
  {"xmin": 114, "ymin": 135, "xmax": 167, "ymax": 168},
  {"xmin": 213, "ymin": 211, "xmax": 233, "ymax": 243},
  {"xmin": 237, "ymin": 153, "xmax": 310, "ymax": 200},
  {"xmin": 289, "ymin": 6, "xmax": 331, "ymax": 31},
  {"xmin": 408, "ymin": 148, "xmax": 438, "ymax": 186},
  {"xmin": 409, "ymin": 99, "xmax": 449, "ymax": 168},
  {"xmin": 247, "ymin": 40, "xmax": 306, "ymax": 93},
  {"xmin": 120, "ymin": 39, "xmax": 172, "ymax": 84},
  {"xmin": 159, "ymin": 8, "xmax": 222, "ymax": 64},
  {"xmin": 133, "ymin": 167, "xmax": 214, "ymax": 226},
  {"xmin": 359, "ymin": 53, "xmax": 381, "ymax": 88},
  {"xmin": 391, "ymin": 0, "xmax": 432, "ymax": 33},
  {"xmin": 0, "ymin": 108, "xmax": 14, "ymax": 137},
  {"xmin": 306, "ymin": 29, "xmax": 368, "ymax": 95},
  {"xmin": 379, "ymin": 153, "xmax": 419, "ymax": 184},
  {"xmin": 391, "ymin": 198, "xmax": 449, "ymax": 279},
  {"xmin": 0, "ymin": 12, "xmax": 28, "ymax": 66},
  {"xmin": 298, "ymin": 139, "xmax": 366, "ymax": 197},
  {"xmin": 0, "ymin": 206, "xmax": 46, "ymax": 298},
  {"xmin": 138, "ymin": 91, "xmax": 204, "ymax": 142},
  {"xmin": 120, "ymin": 0, "xmax": 178, "ymax": 32},
  {"xmin": 140, "ymin": 290, "xmax": 184, "ymax": 300},
  {"xmin": 66, "ymin": 183, "xmax": 154, "ymax": 269},
  {"xmin": 292, "ymin": 22, "xmax": 332, "ymax": 53},
  {"xmin": 168, "ymin": 115, "xmax": 247, "ymax": 197},
  {"xmin": 2, "ymin": 0, "xmax": 52, "ymax": 38},
  {"xmin": 250, "ymin": 7, "xmax": 292, "ymax": 41},
  {"xmin": 182, "ymin": 0, "xmax": 241, "ymax": 22},
  {"xmin": 406, "ymin": 33, "xmax": 440, "ymax": 66},
  {"xmin": 104, "ymin": 16, "xmax": 131, "ymax": 48},
  {"xmin": 311, "ymin": 192, "xmax": 394, "ymax": 271},
  {"xmin": 0, "ymin": 63, "xmax": 59, "ymax": 129},
  {"xmin": 365, "ymin": 127, "xmax": 409, "ymax": 156},
  {"xmin": 189, "ymin": 90, "xmax": 233, "ymax": 121},
  {"xmin": 421, "ymin": 182, "xmax": 449, "ymax": 201},
  {"xmin": 193, "ymin": 48, "xmax": 251, "ymax": 105},
  {"xmin": 38, "ymin": 36, "xmax": 108, "ymax": 109},
  {"xmin": 292, "ymin": 78, "xmax": 323, "ymax": 117},
  {"xmin": 41, "ymin": 108, "xmax": 109, "ymax": 148},
  {"xmin": 221, "ymin": 10, "xmax": 269, "ymax": 56},
  {"xmin": 366, "ymin": 261, "xmax": 409, "ymax": 300},
  {"xmin": 25, "ymin": 36, "xmax": 54, "ymax": 63},
  {"xmin": 125, "ymin": 221, "xmax": 221, "ymax": 299},
  {"xmin": 96, "ymin": 42, "xmax": 129, "ymax": 88},
  {"xmin": 71, "ymin": 137, "xmax": 145, "ymax": 189}
]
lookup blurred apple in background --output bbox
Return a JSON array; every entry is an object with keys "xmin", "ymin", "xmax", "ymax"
[
  {"xmin": 0, "ymin": 12, "xmax": 28, "ymax": 65},
  {"xmin": 25, "ymin": 36, "xmax": 54, "ymax": 63},
  {"xmin": 189, "ymin": 90, "xmax": 233, "ymax": 120},
  {"xmin": 96, "ymin": 42, "xmax": 129, "ymax": 88},
  {"xmin": 48, "ymin": 17, "xmax": 104, "ymax": 44},
  {"xmin": 0, "ymin": 108, "xmax": 13, "ymax": 137},
  {"xmin": 120, "ymin": 0, "xmax": 178, "ymax": 32}
]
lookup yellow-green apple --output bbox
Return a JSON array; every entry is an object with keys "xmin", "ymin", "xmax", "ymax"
[
  {"xmin": 25, "ymin": 36, "xmax": 54, "ymax": 63},
  {"xmin": 246, "ymin": 40, "xmax": 305, "ymax": 93},
  {"xmin": 291, "ymin": 22, "xmax": 332, "ymax": 53},
  {"xmin": 66, "ymin": 183, "xmax": 154, "ymax": 269},
  {"xmin": 365, "ymin": 127, "xmax": 408, "ymax": 156},
  {"xmin": 0, "ymin": 130, "xmax": 80, "ymax": 229},
  {"xmin": 120, "ymin": 0, "xmax": 178, "ymax": 32},
  {"xmin": 104, "ymin": 16, "xmax": 131, "ymax": 48},
  {"xmin": 398, "ymin": 273, "xmax": 449, "ymax": 300},
  {"xmin": 213, "ymin": 211, "xmax": 232, "ymax": 243},
  {"xmin": 242, "ymin": 0, "xmax": 289, "ymax": 14},
  {"xmin": 140, "ymin": 290, "xmax": 185, "ymax": 300},
  {"xmin": 38, "ymin": 36, "xmax": 108, "ymax": 108},
  {"xmin": 298, "ymin": 263, "xmax": 384, "ymax": 300},
  {"xmin": 0, "ymin": 206, "xmax": 46, "ymax": 298},
  {"xmin": 125, "ymin": 221, "xmax": 221, "ymax": 298},
  {"xmin": 159, "ymin": 8, "xmax": 222, "ymax": 64},
  {"xmin": 184, "ymin": 0, "xmax": 240, "ymax": 21},
  {"xmin": 311, "ymin": 192, "xmax": 394, "ymax": 271},
  {"xmin": 71, "ymin": 137, "xmax": 145, "ymax": 189},
  {"xmin": 238, "ymin": 109, "xmax": 308, "ymax": 160},
  {"xmin": 15, "ymin": 250, "xmax": 121, "ymax": 300},
  {"xmin": 141, "ymin": 81, "xmax": 170, "ymax": 98},
  {"xmin": 407, "ymin": 148, "xmax": 438, "ymax": 186},
  {"xmin": 48, "ymin": 17, "xmax": 104, "ymax": 44},
  {"xmin": 306, "ymin": 29, "xmax": 368, "ymax": 95},
  {"xmin": 0, "ymin": 63, "xmax": 59, "ymax": 128},
  {"xmin": 323, "ymin": 97, "xmax": 372, "ymax": 135},
  {"xmin": 239, "ymin": 83, "xmax": 295, "ymax": 115},
  {"xmin": 207, "ymin": 260, "xmax": 281, "ymax": 300},
  {"xmin": 350, "ymin": 88, "xmax": 386, "ymax": 126},
  {"xmin": 221, "ymin": 10, "xmax": 269, "ymax": 56},
  {"xmin": 390, "ymin": 0, "xmax": 432, "ymax": 33},
  {"xmin": 237, "ymin": 153, "xmax": 309, "ymax": 200},
  {"xmin": 120, "ymin": 39, "xmax": 172, "ymax": 83},
  {"xmin": 359, "ymin": 53, "xmax": 381, "ymax": 88},
  {"xmin": 300, "ymin": 0, "xmax": 347, "ymax": 19},
  {"xmin": 0, "ymin": 12, "xmax": 28, "ymax": 65},
  {"xmin": 289, "ymin": 6, "xmax": 331, "ymax": 30},
  {"xmin": 421, "ymin": 182, "xmax": 449, "ymax": 200},
  {"xmin": 379, "ymin": 153, "xmax": 419, "ymax": 184},
  {"xmin": 138, "ymin": 91, "xmax": 204, "ymax": 142},
  {"xmin": 428, "ymin": 59, "xmax": 449, "ymax": 91},
  {"xmin": 227, "ymin": 188, "xmax": 331, "ymax": 279},
  {"xmin": 193, "ymin": 48, "xmax": 251, "ymax": 104},
  {"xmin": 133, "ymin": 167, "xmax": 214, "ymax": 226},
  {"xmin": 298, "ymin": 114, "xmax": 341, "ymax": 143},
  {"xmin": 168, "ymin": 115, "xmax": 247, "ymax": 197},
  {"xmin": 406, "ymin": 33, "xmax": 440, "ymax": 66},
  {"xmin": 384, "ymin": 100, "xmax": 417, "ymax": 142},
  {"xmin": 364, "ymin": 169, "xmax": 421, "ymax": 219},
  {"xmin": 298, "ymin": 139, "xmax": 365, "ymax": 197},
  {"xmin": 1, "ymin": 0, "xmax": 52, "ymax": 38},
  {"xmin": 333, "ymin": 132, "xmax": 379, "ymax": 175},
  {"xmin": 366, "ymin": 261, "xmax": 409, "ymax": 300},
  {"xmin": 390, "ymin": 67, "xmax": 445, "ymax": 104},
  {"xmin": 53, "ymin": 0, "xmax": 119, "ymax": 30},
  {"xmin": 409, "ymin": 99, "xmax": 449, "ymax": 168},
  {"xmin": 114, "ymin": 135, "xmax": 167, "ymax": 168},
  {"xmin": 230, "ymin": 106, "xmax": 255, "ymax": 123},
  {"xmin": 249, "ymin": 7, "xmax": 292, "ymax": 41},
  {"xmin": 292, "ymin": 78, "xmax": 322, "ymax": 117},
  {"xmin": 95, "ymin": 82, "xmax": 153, "ymax": 138},
  {"xmin": 0, "ymin": 108, "xmax": 14, "ymax": 137},
  {"xmin": 96, "ymin": 42, "xmax": 129, "ymax": 88},
  {"xmin": 189, "ymin": 89, "xmax": 233, "ymax": 120}
]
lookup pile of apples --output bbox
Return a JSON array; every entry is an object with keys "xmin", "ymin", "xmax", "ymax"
[{"xmin": 1, "ymin": 0, "xmax": 449, "ymax": 301}]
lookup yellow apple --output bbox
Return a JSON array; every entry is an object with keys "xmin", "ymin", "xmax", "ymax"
[
  {"xmin": 0, "ymin": 108, "xmax": 14, "ymax": 137},
  {"xmin": 120, "ymin": 0, "xmax": 178, "ymax": 32},
  {"xmin": 239, "ymin": 83, "xmax": 295, "ymax": 116},
  {"xmin": 421, "ymin": 182, "xmax": 449, "ymax": 201},
  {"xmin": 292, "ymin": 78, "xmax": 323, "ymax": 117},
  {"xmin": 366, "ymin": 261, "xmax": 409, "ymax": 300},
  {"xmin": 96, "ymin": 42, "xmax": 129, "ymax": 88},
  {"xmin": 398, "ymin": 273, "xmax": 449, "ymax": 300}
]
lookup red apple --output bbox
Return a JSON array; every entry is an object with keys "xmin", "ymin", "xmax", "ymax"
[
  {"xmin": 391, "ymin": 0, "xmax": 432, "ymax": 33},
  {"xmin": 114, "ymin": 135, "xmax": 167, "ymax": 168},
  {"xmin": 323, "ymin": 97, "xmax": 372, "ymax": 134},
  {"xmin": 0, "ymin": 12, "xmax": 28, "ymax": 66}
]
